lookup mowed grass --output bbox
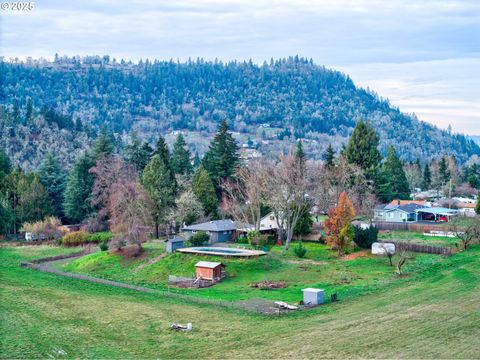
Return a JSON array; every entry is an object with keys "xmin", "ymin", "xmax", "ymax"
[
  {"xmin": 1, "ymin": 245, "xmax": 479, "ymax": 358},
  {"xmin": 378, "ymin": 230, "xmax": 459, "ymax": 247},
  {"xmin": 59, "ymin": 242, "xmax": 442, "ymax": 303}
]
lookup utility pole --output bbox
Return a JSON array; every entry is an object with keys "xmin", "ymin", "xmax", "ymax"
[{"xmin": 448, "ymin": 179, "xmax": 452, "ymax": 209}]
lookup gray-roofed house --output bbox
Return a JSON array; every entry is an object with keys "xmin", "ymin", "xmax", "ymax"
[
  {"xmin": 181, "ymin": 219, "xmax": 237, "ymax": 244},
  {"xmin": 374, "ymin": 203, "xmax": 427, "ymax": 222}
]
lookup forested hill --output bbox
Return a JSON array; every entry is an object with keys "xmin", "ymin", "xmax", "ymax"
[{"xmin": 1, "ymin": 56, "xmax": 479, "ymax": 165}]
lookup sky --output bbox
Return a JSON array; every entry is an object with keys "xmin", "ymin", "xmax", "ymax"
[{"xmin": 1, "ymin": 0, "xmax": 479, "ymax": 134}]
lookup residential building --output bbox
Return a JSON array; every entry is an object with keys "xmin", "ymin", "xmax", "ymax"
[{"xmin": 181, "ymin": 219, "xmax": 237, "ymax": 244}]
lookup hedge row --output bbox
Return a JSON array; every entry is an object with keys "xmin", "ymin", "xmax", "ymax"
[{"xmin": 61, "ymin": 231, "xmax": 112, "ymax": 247}]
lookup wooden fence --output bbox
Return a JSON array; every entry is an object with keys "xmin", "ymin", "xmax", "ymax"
[
  {"xmin": 378, "ymin": 240, "xmax": 452, "ymax": 256},
  {"xmin": 373, "ymin": 222, "xmax": 457, "ymax": 233}
]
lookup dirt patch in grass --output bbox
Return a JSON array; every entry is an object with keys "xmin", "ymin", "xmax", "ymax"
[
  {"xmin": 136, "ymin": 253, "xmax": 167, "ymax": 271},
  {"xmin": 250, "ymin": 280, "xmax": 287, "ymax": 289},
  {"xmin": 287, "ymin": 259, "xmax": 328, "ymax": 265},
  {"xmin": 342, "ymin": 250, "xmax": 369, "ymax": 261},
  {"xmin": 110, "ymin": 245, "xmax": 144, "ymax": 259}
]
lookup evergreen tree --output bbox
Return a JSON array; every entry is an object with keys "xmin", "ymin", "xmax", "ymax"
[
  {"xmin": 142, "ymin": 154, "xmax": 177, "ymax": 238},
  {"xmin": 25, "ymin": 98, "xmax": 33, "ymax": 125},
  {"xmin": 192, "ymin": 152, "xmax": 201, "ymax": 169},
  {"xmin": 376, "ymin": 145, "xmax": 410, "ymax": 203},
  {"xmin": 323, "ymin": 144, "xmax": 335, "ymax": 167},
  {"xmin": 0, "ymin": 195, "xmax": 13, "ymax": 235},
  {"xmin": 63, "ymin": 152, "xmax": 95, "ymax": 223},
  {"xmin": 192, "ymin": 166, "xmax": 218, "ymax": 217},
  {"xmin": 476, "ymin": 194, "xmax": 480, "ymax": 215},
  {"xmin": 295, "ymin": 139, "xmax": 305, "ymax": 161},
  {"xmin": 92, "ymin": 128, "xmax": 115, "ymax": 161},
  {"xmin": 344, "ymin": 119, "xmax": 381, "ymax": 178},
  {"xmin": 74, "ymin": 118, "xmax": 83, "ymax": 132},
  {"xmin": 12, "ymin": 99, "xmax": 20, "ymax": 124},
  {"xmin": 39, "ymin": 153, "xmax": 66, "ymax": 218},
  {"xmin": 154, "ymin": 135, "xmax": 170, "ymax": 166},
  {"xmin": 438, "ymin": 155, "xmax": 450, "ymax": 184},
  {"xmin": 171, "ymin": 134, "xmax": 192, "ymax": 176},
  {"xmin": 124, "ymin": 132, "xmax": 153, "ymax": 172},
  {"xmin": 0, "ymin": 149, "xmax": 11, "ymax": 176},
  {"xmin": 423, "ymin": 163, "xmax": 432, "ymax": 190},
  {"xmin": 202, "ymin": 120, "xmax": 239, "ymax": 185}
]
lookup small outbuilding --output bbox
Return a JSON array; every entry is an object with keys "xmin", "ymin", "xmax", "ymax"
[
  {"xmin": 302, "ymin": 288, "xmax": 324, "ymax": 306},
  {"xmin": 195, "ymin": 261, "xmax": 225, "ymax": 281},
  {"xmin": 165, "ymin": 236, "xmax": 185, "ymax": 253}
]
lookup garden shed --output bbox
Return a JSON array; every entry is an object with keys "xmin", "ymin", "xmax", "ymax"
[
  {"xmin": 165, "ymin": 236, "xmax": 185, "ymax": 253},
  {"xmin": 195, "ymin": 261, "xmax": 225, "ymax": 281}
]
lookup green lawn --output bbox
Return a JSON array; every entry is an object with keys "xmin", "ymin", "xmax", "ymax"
[
  {"xmin": 58, "ymin": 242, "xmax": 442, "ymax": 303},
  {"xmin": 378, "ymin": 230, "xmax": 458, "ymax": 247},
  {"xmin": 1, "ymin": 244, "xmax": 479, "ymax": 358}
]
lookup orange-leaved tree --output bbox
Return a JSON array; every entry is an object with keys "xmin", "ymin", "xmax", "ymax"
[{"xmin": 324, "ymin": 191, "xmax": 356, "ymax": 256}]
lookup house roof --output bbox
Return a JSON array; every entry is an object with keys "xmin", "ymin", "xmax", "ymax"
[
  {"xmin": 397, "ymin": 203, "xmax": 427, "ymax": 213},
  {"xmin": 387, "ymin": 200, "xmax": 427, "ymax": 207},
  {"xmin": 456, "ymin": 202, "xmax": 476, "ymax": 209},
  {"xmin": 195, "ymin": 261, "xmax": 224, "ymax": 269},
  {"xmin": 181, "ymin": 219, "xmax": 237, "ymax": 232}
]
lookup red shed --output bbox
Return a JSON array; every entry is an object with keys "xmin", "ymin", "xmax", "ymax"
[{"xmin": 195, "ymin": 261, "xmax": 225, "ymax": 281}]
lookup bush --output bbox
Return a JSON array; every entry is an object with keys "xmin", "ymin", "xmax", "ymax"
[
  {"xmin": 237, "ymin": 235, "xmax": 248, "ymax": 244},
  {"xmin": 62, "ymin": 231, "xmax": 89, "ymax": 247},
  {"xmin": 353, "ymin": 226, "xmax": 378, "ymax": 249},
  {"xmin": 189, "ymin": 231, "xmax": 210, "ymax": 246},
  {"xmin": 21, "ymin": 217, "xmax": 65, "ymax": 240},
  {"xmin": 294, "ymin": 241, "xmax": 307, "ymax": 258},
  {"xmin": 87, "ymin": 231, "xmax": 112, "ymax": 243},
  {"xmin": 99, "ymin": 240, "xmax": 108, "ymax": 251}
]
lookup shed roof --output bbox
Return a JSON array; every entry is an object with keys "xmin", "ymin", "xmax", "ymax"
[
  {"xmin": 195, "ymin": 261, "xmax": 224, "ymax": 269},
  {"xmin": 167, "ymin": 236, "xmax": 184, "ymax": 243},
  {"xmin": 182, "ymin": 219, "xmax": 237, "ymax": 232},
  {"xmin": 302, "ymin": 288, "xmax": 324, "ymax": 293}
]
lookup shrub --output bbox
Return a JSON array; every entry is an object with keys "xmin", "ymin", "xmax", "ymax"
[
  {"xmin": 189, "ymin": 231, "xmax": 210, "ymax": 246},
  {"xmin": 62, "ymin": 231, "xmax": 89, "ymax": 247},
  {"xmin": 353, "ymin": 226, "xmax": 378, "ymax": 249},
  {"xmin": 87, "ymin": 231, "xmax": 112, "ymax": 243},
  {"xmin": 21, "ymin": 217, "xmax": 65, "ymax": 240},
  {"xmin": 237, "ymin": 235, "xmax": 248, "ymax": 244},
  {"xmin": 99, "ymin": 240, "xmax": 109, "ymax": 251},
  {"xmin": 294, "ymin": 241, "xmax": 307, "ymax": 258}
]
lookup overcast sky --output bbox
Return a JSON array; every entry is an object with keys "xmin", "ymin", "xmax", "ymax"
[{"xmin": 1, "ymin": 0, "xmax": 479, "ymax": 134}]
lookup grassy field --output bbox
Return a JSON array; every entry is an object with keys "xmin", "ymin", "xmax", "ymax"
[
  {"xmin": 58, "ymin": 242, "xmax": 442, "ymax": 303},
  {"xmin": 378, "ymin": 230, "xmax": 458, "ymax": 247},
  {"xmin": 1, "ymin": 244, "xmax": 479, "ymax": 358}
]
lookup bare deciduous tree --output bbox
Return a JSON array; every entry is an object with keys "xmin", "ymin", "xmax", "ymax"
[
  {"xmin": 265, "ymin": 152, "xmax": 312, "ymax": 250},
  {"xmin": 450, "ymin": 218, "xmax": 480, "ymax": 251},
  {"xmin": 221, "ymin": 159, "xmax": 270, "ymax": 231},
  {"xmin": 109, "ymin": 180, "xmax": 154, "ymax": 253}
]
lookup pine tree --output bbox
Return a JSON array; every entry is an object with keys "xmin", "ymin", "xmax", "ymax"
[
  {"xmin": 192, "ymin": 152, "xmax": 201, "ymax": 169},
  {"xmin": 439, "ymin": 155, "xmax": 450, "ymax": 184},
  {"xmin": 171, "ymin": 134, "xmax": 192, "ymax": 176},
  {"xmin": 39, "ymin": 153, "xmax": 66, "ymax": 218},
  {"xmin": 192, "ymin": 166, "xmax": 218, "ymax": 217},
  {"xmin": 344, "ymin": 119, "xmax": 381, "ymax": 178},
  {"xmin": 476, "ymin": 194, "xmax": 480, "ymax": 215},
  {"xmin": 63, "ymin": 152, "xmax": 95, "ymax": 223},
  {"xmin": 323, "ymin": 144, "xmax": 335, "ymax": 167},
  {"xmin": 376, "ymin": 145, "xmax": 410, "ymax": 203},
  {"xmin": 295, "ymin": 139, "xmax": 305, "ymax": 161},
  {"xmin": 25, "ymin": 98, "xmax": 33, "ymax": 125},
  {"xmin": 125, "ymin": 132, "xmax": 153, "ymax": 173},
  {"xmin": 12, "ymin": 99, "xmax": 20, "ymax": 124},
  {"xmin": 142, "ymin": 154, "xmax": 177, "ymax": 238},
  {"xmin": 92, "ymin": 128, "xmax": 115, "ymax": 161},
  {"xmin": 154, "ymin": 135, "xmax": 170, "ymax": 166},
  {"xmin": 202, "ymin": 120, "xmax": 239, "ymax": 185},
  {"xmin": 0, "ymin": 149, "xmax": 11, "ymax": 176},
  {"xmin": 423, "ymin": 164, "xmax": 432, "ymax": 190}
]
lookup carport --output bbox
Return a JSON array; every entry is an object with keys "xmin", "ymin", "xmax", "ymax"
[{"xmin": 415, "ymin": 207, "xmax": 458, "ymax": 222}]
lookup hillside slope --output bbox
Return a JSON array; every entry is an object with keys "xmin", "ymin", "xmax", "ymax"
[{"xmin": 1, "ymin": 57, "xmax": 479, "ymax": 163}]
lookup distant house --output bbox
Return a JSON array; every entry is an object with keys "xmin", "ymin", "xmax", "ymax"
[
  {"xmin": 181, "ymin": 219, "xmax": 237, "ymax": 244},
  {"xmin": 453, "ymin": 202, "xmax": 477, "ymax": 217},
  {"xmin": 374, "ymin": 200, "xmax": 429, "ymax": 222}
]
